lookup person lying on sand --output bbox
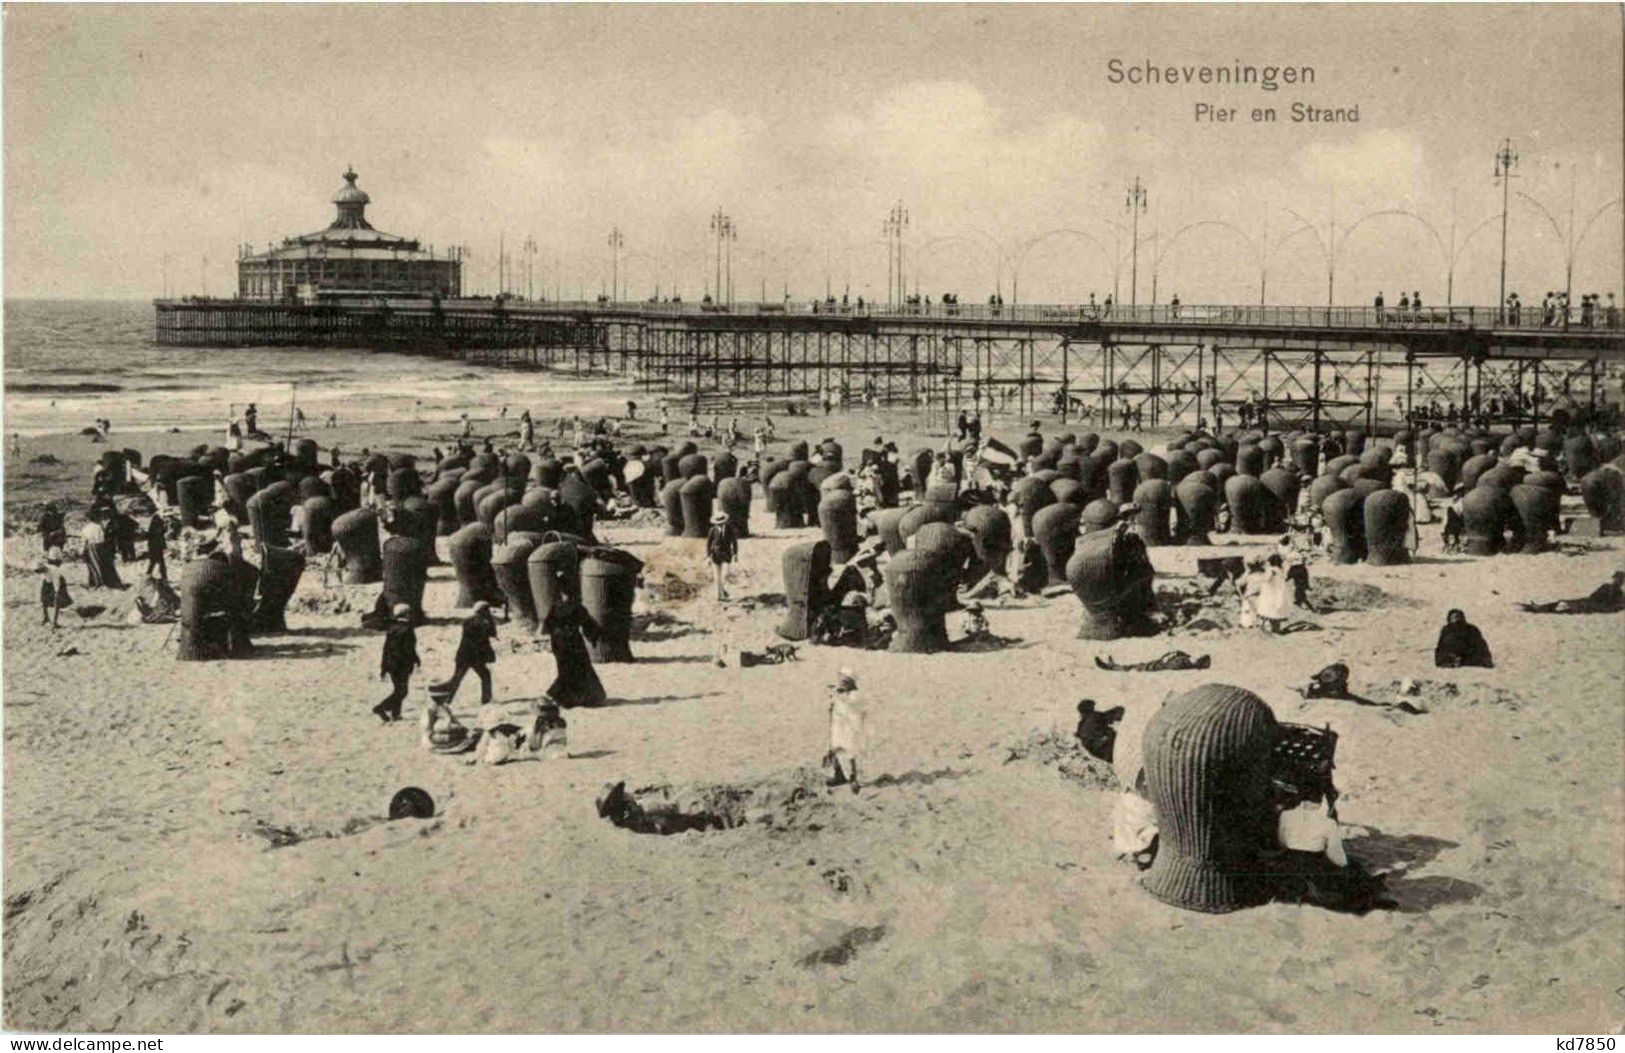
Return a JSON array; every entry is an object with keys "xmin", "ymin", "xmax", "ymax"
[{"xmin": 1520, "ymin": 571, "xmax": 1625, "ymax": 614}]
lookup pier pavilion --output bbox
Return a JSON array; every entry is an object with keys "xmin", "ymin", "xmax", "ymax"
[{"xmin": 235, "ymin": 168, "xmax": 460, "ymax": 302}]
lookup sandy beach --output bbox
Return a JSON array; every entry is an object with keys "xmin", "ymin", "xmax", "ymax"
[{"xmin": 3, "ymin": 397, "xmax": 1622, "ymax": 1034}]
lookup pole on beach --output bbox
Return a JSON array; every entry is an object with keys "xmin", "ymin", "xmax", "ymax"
[{"xmin": 286, "ymin": 381, "xmax": 298, "ymax": 452}]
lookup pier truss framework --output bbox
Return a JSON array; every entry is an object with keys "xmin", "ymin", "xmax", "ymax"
[
  {"xmin": 605, "ymin": 316, "xmax": 1617, "ymax": 432},
  {"xmin": 153, "ymin": 298, "xmax": 1622, "ymax": 432}
]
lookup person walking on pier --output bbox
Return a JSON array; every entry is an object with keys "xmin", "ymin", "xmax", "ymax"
[
  {"xmin": 1607, "ymin": 293, "xmax": 1619, "ymax": 329},
  {"xmin": 1374, "ymin": 291, "xmax": 1385, "ymax": 324}
]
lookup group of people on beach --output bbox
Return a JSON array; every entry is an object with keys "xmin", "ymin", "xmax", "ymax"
[{"xmin": 25, "ymin": 371, "xmax": 1624, "ymax": 887}]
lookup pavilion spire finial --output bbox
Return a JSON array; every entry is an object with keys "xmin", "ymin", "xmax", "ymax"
[{"xmin": 331, "ymin": 166, "xmax": 372, "ymax": 229}]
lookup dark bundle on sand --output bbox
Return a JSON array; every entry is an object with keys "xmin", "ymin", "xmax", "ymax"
[
  {"xmin": 1095, "ymin": 651, "xmax": 1210, "ymax": 672},
  {"xmin": 595, "ymin": 781, "xmax": 730, "ymax": 835}
]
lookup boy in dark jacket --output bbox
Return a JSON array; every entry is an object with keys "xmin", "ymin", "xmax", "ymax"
[
  {"xmin": 431, "ymin": 601, "xmax": 498, "ymax": 705},
  {"xmin": 705, "ymin": 511, "xmax": 738, "ymax": 601},
  {"xmin": 374, "ymin": 604, "xmax": 421, "ymax": 723}
]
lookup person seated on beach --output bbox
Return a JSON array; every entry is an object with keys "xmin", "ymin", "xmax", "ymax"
[
  {"xmin": 1434, "ymin": 608, "xmax": 1494, "ymax": 668},
  {"xmin": 1303, "ymin": 661, "xmax": 1352, "ymax": 699},
  {"xmin": 1522, "ymin": 571, "xmax": 1625, "ymax": 614},
  {"xmin": 420, "ymin": 695, "xmax": 472, "ymax": 752},
  {"xmin": 960, "ymin": 601, "xmax": 991, "ymax": 642},
  {"xmin": 814, "ymin": 590, "xmax": 871, "ymax": 648},
  {"xmin": 1507, "ymin": 443, "xmax": 1543, "ymax": 474},
  {"xmin": 1009, "ymin": 535, "xmax": 1046, "ymax": 596}
]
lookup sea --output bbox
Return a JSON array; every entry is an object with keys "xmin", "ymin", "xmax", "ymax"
[{"xmin": 2, "ymin": 300, "xmax": 637, "ymax": 439}]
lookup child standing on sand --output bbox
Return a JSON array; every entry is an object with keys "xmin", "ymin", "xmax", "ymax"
[
  {"xmin": 705, "ymin": 510, "xmax": 738, "ymax": 601},
  {"xmin": 374, "ymin": 603, "xmax": 421, "ymax": 723},
  {"xmin": 826, "ymin": 670, "xmax": 867, "ymax": 788},
  {"xmin": 39, "ymin": 549, "xmax": 69, "ymax": 628}
]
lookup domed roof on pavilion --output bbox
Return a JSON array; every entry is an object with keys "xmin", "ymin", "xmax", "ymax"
[
  {"xmin": 246, "ymin": 167, "xmax": 431, "ymax": 261},
  {"xmin": 332, "ymin": 167, "xmax": 371, "ymax": 208}
]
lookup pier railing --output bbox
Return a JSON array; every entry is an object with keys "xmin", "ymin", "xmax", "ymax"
[{"xmin": 509, "ymin": 298, "xmax": 1624, "ymax": 333}]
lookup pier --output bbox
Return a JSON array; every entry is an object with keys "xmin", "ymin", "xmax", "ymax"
[{"xmin": 154, "ymin": 295, "xmax": 1624, "ymax": 433}]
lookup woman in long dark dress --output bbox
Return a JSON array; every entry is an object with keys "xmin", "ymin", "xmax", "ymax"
[
  {"xmin": 544, "ymin": 583, "xmax": 607, "ymax": 707},
  {"xmin": 1434, "ymin": 608, "xmax": 1494, "ymax": 668}
]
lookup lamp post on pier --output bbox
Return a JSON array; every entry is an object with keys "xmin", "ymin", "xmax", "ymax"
[
  {"xmin": 883, "ymin": 201, "xmax": 909, "ymax": 306},
  {"xmin": 709, "ymin": 209, "xmax": 733, "ymax": 305},
  {"xmin": 1494, "ymin": 138, "xmax": 1518, "ymax": 322},
  {"xmin": 607, "ymin": 227, "xmax": 624, "ymax": 303},
  {"xmin": 1125, "ymin": 177, "xmax": 1148, "ymax": 306}
]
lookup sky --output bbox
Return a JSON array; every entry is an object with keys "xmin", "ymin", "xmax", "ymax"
[{"xmin": 4, "ymin": 3, "xmax": 1623, "ymax": 305}]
